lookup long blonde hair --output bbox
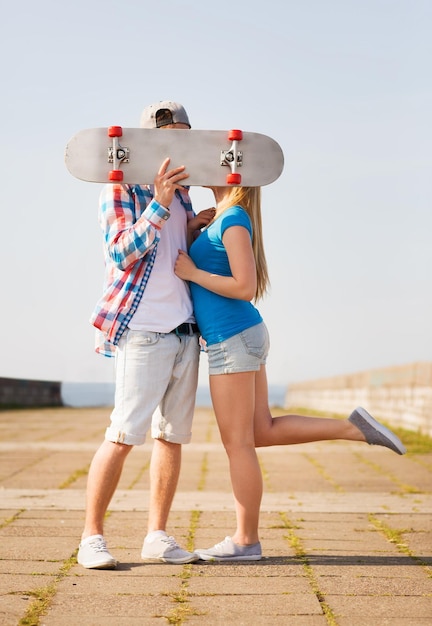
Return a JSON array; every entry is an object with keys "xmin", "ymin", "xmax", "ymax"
[{"xmin": 218, "ymin": 187, "xmax": 269, "ymax": 301}]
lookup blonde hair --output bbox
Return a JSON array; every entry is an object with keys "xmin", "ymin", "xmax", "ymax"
[{"xmin": 218, "ymin": 187, "xmax": 269, "ymax": 301}]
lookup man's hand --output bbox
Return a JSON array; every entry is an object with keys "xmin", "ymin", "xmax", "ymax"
[
  {"xmin": 154, "ymin": 157, "xmax": 189, "ymax": 208},
  {"xmin": 188, "ymin": 207, "xmax": 216, "ymax": 232}
]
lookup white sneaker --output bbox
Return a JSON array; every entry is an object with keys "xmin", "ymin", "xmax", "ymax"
[
  {"xmin": 77, "ymin": 534, "xmax": 117, "ymax": 569},
  {"xmin": 195, "ymin": 536, "xmax": 262, "ymax": 562},
  {"xmin": 141, "ymin": 533, "xmax": 198, "ymax": 564}
]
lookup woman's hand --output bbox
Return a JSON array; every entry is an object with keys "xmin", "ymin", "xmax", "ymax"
[{"xmin": 174, "ymin": 249, "xmax": 197, "ymax": 281}]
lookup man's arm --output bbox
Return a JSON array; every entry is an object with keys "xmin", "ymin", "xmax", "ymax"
[{"xmin": 100, "ymin": 184, "xmax": 167, "ymax": 271}]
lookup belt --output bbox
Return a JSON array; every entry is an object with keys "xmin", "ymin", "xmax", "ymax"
[{"xmin": 170, "ymin": 323, "xmax": 200, "ymax": 336}]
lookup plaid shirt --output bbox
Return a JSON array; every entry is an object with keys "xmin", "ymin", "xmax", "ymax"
[{"xmin": 90, "ymin": 183, "xmax": 194, "ymax": 357}]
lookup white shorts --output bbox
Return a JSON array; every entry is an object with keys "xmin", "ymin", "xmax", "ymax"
[{"xmin": 105, "ymin": 329, "xmax": 200, "ymax": 446}]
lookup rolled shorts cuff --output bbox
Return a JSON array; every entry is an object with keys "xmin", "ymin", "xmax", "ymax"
[
  {"xmin": 105, "ymin": 427, "xmax": 146, "ymax": 446},
  {"xmin": 151, "ymin": 426, "xmax": 192, "ymax": 445}
]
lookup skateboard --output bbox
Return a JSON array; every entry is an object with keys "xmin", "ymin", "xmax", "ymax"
[{"xmin": 64, "ymin": 127, "xmax": 284, "ymax": 186}]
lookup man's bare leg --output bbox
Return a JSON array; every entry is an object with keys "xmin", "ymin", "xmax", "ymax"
[
  {"xmin": 141, "ymin": 438, "xmax": 197, "ymax": 563},
  {"xmin": 147, "ymin": 438, "xmax": 181, "ymax": 533},
  {"xmin": 82, "ymin": 439, "xmax": 132, "ymax": 539}
]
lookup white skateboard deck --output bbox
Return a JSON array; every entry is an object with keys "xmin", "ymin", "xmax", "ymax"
[{"xmin": 65, "ymin": 128, "xmax": 284, "ymax": 186}]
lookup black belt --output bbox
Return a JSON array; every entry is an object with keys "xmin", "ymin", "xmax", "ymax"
[{"xmin": 170, "ymin": 323, "xmax": 200, "ymax": 336}]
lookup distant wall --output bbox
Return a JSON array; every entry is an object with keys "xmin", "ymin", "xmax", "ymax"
[
  {"xmin": 0, "ymin": 377, "xmax": 62, "ymax": 408},
  {"xmin": 285, "ymin": 362, "xmax": 432, "ymax": 436}
]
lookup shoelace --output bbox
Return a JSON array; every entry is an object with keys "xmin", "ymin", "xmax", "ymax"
[
  {"xmin": 214, "ymin": 537, "xmax": 231, "ymax": 550},
  {"xmin": 88, "ymin": 537, "xmax": 109, "ymax": 553},
  {"xmin": 161, "ymin": 535, "xmax": 180, "ymax": 549}
]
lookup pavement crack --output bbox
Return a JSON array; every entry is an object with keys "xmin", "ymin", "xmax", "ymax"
[
  {"xmin": 279, "ymin": 512, "xmax": 339, "ymax": 625},
  {"xmin": 355, "ymin": 452, "xmax": 423, "ymax": 494},
  {"xmin": 0, "ymin": 508, "xmax": 26, "ymax": 529},
  {"xmin": 368, "ymin": 513, "xmax": 432, "ymax": 578},
  {"xmin": 17, "ymin": 549, "xmax": 78, "ymax": 626}
]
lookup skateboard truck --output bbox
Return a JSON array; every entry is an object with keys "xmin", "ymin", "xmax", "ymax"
[
  {"xmin": 221, "ymin": 129, "xmax": 243, "ymax": 184},
  {"xmin": 107, "ymin": 126, "xmax": 129, "ymax": 181}
]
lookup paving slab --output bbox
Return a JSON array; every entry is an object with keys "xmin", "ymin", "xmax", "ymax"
[{"xmin": 0, "ymin": 406, "xmax": 431, "ymax": 625}]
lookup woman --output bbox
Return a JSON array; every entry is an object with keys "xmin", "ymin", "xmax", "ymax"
[{"xmin": 174, "ymin": 186, "xmax": 405, "ymax": 562}]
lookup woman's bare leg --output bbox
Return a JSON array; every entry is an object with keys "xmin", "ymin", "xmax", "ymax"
[
  {"xmin": 253, "ymin": 366, "xmax": 365, "ymax": 447},
  {"xmin": 210, "ymin": 371, "xmax": 262, "ymax": 545}
]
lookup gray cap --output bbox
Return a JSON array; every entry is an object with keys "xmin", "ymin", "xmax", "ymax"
[{"xmin": 140, "ymin": 101, "xmax": 191, "ymax": 129}]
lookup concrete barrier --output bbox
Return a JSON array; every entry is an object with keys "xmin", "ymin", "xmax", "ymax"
[
  {"xmin": 0, "ymin": 377, "xmax": 62, "ymax": 408},
  {"xmin": 285, "ymin": 362, "xmax": 432, "ymax": 436}
]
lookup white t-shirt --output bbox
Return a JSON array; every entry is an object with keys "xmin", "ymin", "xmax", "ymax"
[{"xmin": 128, "ymin": 194, "xmax": 195, "ymax": 332}]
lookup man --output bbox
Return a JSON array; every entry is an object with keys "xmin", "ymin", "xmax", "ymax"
[{"xmin": 77, "ymin": 101, "xmax": 215, "ymax": 568}]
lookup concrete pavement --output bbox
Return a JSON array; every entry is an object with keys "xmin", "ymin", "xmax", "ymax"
[{"xmin": 0, "ymin": 405, "xmax": 431, "ymax": 625}]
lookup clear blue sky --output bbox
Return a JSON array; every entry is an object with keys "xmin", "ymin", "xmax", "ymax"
[{"xmin": 1, "ymin": 0, "xmax": 430, "ymax": 386}]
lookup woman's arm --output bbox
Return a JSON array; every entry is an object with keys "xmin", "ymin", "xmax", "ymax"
[{"xmin": 175, "ymin": 225, "xmax": 257, "ymax": 301}]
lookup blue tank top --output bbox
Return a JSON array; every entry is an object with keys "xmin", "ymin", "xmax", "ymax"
[{"xmin": 189, "ymin": 206, "xmax": 262, "ymax": 345}]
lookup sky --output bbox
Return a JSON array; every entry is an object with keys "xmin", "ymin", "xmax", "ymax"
[{"xmin": 1, "ymin": 0, "xmax": 430, "ymax": 388}]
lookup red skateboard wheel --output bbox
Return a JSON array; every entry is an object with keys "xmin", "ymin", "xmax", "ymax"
[
  {"xmin": 109, "ymin": 170, "xmax": 124, "ymax": 181},
  {"xmin": 226, "ymin": 173, "xmax": 242, "ymax": 185},
  {"xmin": 108, "ymin": 126, "xmax": 123, "ymax": 137},
  {"xmin": 228, "ymin": 129, "xmax": 243, "ymax": 141}
]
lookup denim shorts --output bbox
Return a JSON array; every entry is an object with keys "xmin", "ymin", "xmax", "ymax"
[
  {"xmin": 206, "ymin": 322, "xmax": 270, "ymax": 375},
  {"xmin": 105, "ymin": 329, "xmax": 200, "ymax": 446}
]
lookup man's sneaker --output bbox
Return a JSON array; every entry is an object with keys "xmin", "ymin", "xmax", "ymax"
[
  {"xmin": 195, "ymin": 536, "xmax": 262, "ymax": 562},
  {"xmin": 349, "ymin": 407, "xmax": 406, "ymax": 455},
  {"xmin": 141, "ymin": 533, "xmax": 199, "ymax": 564},
  {"xmin": 77, "ymin": 534, "xmax": 117, "ymax": 569}
]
